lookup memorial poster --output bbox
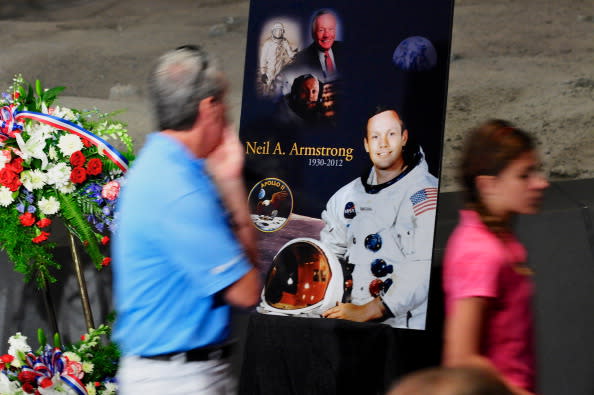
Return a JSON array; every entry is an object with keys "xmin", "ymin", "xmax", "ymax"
[{"xmin": 239, "ymin": 0, "xmax": 454, "ymax": 330}]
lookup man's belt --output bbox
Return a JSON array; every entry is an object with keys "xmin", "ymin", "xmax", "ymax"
[{"xmin": 141, "ymin": 341, "xmax": 234, "ymax": 362}]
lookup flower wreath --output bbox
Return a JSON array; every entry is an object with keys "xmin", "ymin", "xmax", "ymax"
[{"xmin": 0, "ymin": 75, "xmax": 135, "ymax": 287}]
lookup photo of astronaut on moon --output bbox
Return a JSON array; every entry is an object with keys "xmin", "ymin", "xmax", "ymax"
[{"xmin": 240, "ymin": 0, "xmax": 453, "ymax": 331}]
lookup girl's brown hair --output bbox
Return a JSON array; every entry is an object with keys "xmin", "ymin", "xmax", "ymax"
[{"xmin": 460, "ymin": 119, "xmax": 535, "ymax": 235}]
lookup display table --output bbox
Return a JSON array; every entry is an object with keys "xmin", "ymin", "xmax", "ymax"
[{"xmin": 238, "ymin": 313, "xmax": 442, "ymax": 395}]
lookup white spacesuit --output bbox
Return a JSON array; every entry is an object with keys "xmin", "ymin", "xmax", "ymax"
[
  {"xmin": 259, "ymin": 23, "xmax": 296, "ymax": 96},
  {"xmin": 320, "ymin": 155, "xmax": 438, "ymax": 329}
]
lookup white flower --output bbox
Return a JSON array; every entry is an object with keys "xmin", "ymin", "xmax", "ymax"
[
  {"xmin": 101, "ymin": 382, "xmax": 118, "ymax": 395},
  {"xmin": 57, "ymin": 134, "xmax": 83, "ymax": 156},
  {"xmin": 15, "ymin": 130, "xmax": 49, "ymax": 169},
  {"xmin": 82, "ymin": 360, "xmax": 94, "ymax": 373},
  {"xmin": 51, "ymin": 106, "xmax": 76, "ymax": 121},
  {"xmin": 63, "ymin": 352, "xmax": 81, "ymax": 363},
  {"xmin": 0, "ymin": 186, "xmax": 14, "ymax": 207},
  {"xmin": 38, "ymin": 196, "xmax": 60, "ymax": 215},
  {"xmin": 8, "ymin": 332, "xmax": 31, "ymax": 358},
  {"xmin": 20, "ymin": 169, "xmax": 46, "ymax": 191},
  {"xmin": 85, "ymin": 383, "xmax": 97, "ymax": 395},
  {"xmin": 0, "ymin": 372, "xmax": 19, "ymax": 394},
  {"xmin": 0, "ymin": 150, "xmax": 11, "ymax": 171},
  {"xmin": 48, "ymin": 146, "xmax": 58, "ymax": 161},
  {"xmin": 58, "ymin": 181, "xmax": 76, "ymax": 194},
  {"xmin": 45, "ymin": 162, "xmax": 71, "ymax": 188}
]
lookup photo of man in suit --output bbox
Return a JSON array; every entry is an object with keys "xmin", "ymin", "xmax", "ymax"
[{"xmin": 281, "ymin": 9, "xmax": 343, "ymax": 84}]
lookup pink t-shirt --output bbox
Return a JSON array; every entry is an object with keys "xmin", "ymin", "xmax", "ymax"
[{"xmin": 443, "ymin": 210, "xmax": 535, "ymax": 391}]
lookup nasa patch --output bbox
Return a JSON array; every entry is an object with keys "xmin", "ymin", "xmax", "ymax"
[{"xmin": 344, "ymin": 202, "xmax": 357, "ymax": 219}]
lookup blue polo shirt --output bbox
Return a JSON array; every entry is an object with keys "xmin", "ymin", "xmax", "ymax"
[{"xmin": 112, "ymin": 133, "xmax": 251, "ymax": 356}]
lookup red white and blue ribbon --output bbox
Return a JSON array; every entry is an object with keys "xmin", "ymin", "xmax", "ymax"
[
  {"xmin": 0, "ymin": 105, "xmax": 128, "ymax": 172},
  {"xmin": 0, "ymin": 105, "xmax": 23, "ymax": 139},
  {"xmin": 21, "ymin": 347, "xmax": 88, "ymax": 395}
]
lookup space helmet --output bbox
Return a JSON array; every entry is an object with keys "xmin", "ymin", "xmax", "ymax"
[
  {"xmin": 257, "ymin": 237, "xmax": 343, "ymax": 317},
  {"xmin": 271, "ymin": 22, "xmax": 285, "ymax": 37}
]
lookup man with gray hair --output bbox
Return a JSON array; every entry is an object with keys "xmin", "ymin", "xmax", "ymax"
[{"xmin": 112, "ymin": 45, "xmax": 261, "ymax": 394}]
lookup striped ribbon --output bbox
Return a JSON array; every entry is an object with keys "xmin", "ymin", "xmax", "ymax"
[
  {"xmin": 22, "ymin": 347, "xmax": 88, "ymax": 395},
  {"xmin": 0, "ymin": 105, "xmax": 128, "ymax": 172}
]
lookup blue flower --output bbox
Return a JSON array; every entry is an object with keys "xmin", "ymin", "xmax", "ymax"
[
  {"xmin": 27, "ymin": 205, "xmax": 36, "ymax": 213},
  {"xmin": 22, "ymin": 189, "xmax": 34, "ymax": 204},
  {"xmin": 16, "ymin": 203, "xmax": 25, "ymax": 213}
]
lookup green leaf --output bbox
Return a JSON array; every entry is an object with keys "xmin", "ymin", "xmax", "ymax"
[
  {"xmin": 37, "ymin": 328, "xmax": 47, "ymax": 348},
  {"xmin": 57, "ymin": 193, "xmax": 104, "ymax": 269},
  {"xmin": 35, "ymin": 79, "xmax": 42, "ymax": 97},
  {"xmin": 42, "ymin": 86, "xmax": 66, "ymax": 106},
  {"xmin": 53, "ymin": 332, "xmax": 61, "ymax": 348}
]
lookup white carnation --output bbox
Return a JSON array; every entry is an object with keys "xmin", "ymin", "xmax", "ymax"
[
  {"xmin": 63, "ymin": 352, "xmax": 81, "ymax": 363},
  {"xmin": 46, "ymin": 162, "xmax": 71, "ymax": 188},
  {"xmin": 8, "ymin": 332, "xmax": 31, "ymax": 358},
  {"xmin": 82, "ymin": 361, "xmax": 94, "ymax": 373},
  {"xmin": 0, "ymin": 150, "xmax": 11, "ymax": 170},
  {"xmin": 38, "ymin": 196, "xmax": 60, "ymax": 215},
  {"xmin": 58, "ymin": 181, "xmax": 76, "ymax": 194},
  {"xmin": 21, "ymin": 169, "xmax": 47, "ymax": 191},
  {"xmin": 57, "ymin": 134, "xmax": 83, "ymax": 156},
  {"xmin": 48, "ymin": 146, "xmax": 58, "ymax": 161},
  {"xmin": 52, "ymin": 106, "xmax": 76, "ymax": 121},
  {"xmin": 85, "ymin": 383, "xmax": 97, "ymax": 395},
  {"xmin": 0, "ymin": 186, "xmax": 14, "ymax": 207},
  {"xmin": 102, "ymin": 382, "xmax": 118, "ymax": 395}
]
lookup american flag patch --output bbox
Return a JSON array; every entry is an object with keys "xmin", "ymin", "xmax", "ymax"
[{"xmin": 410, "ymin": 188, "xmax": 438, "ymax": 216}]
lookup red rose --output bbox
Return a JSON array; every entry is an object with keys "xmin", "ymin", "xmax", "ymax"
[
  {"xmin": 101, "ymin": 257, "xmax": 111, "ymax": 267},
  {"xmin": 39, "ymin": 377, "xmax": 53, "ymax": 388},
  {"xmin": 32, "ymin": 231, "xmax": 50, "ymax": 244},
  {"xmin": 21, "ymin": 383, "xmax": 35, "ymax": 393},
  {"xmin": 0, "ymin": 168, "xmax": 21, "ymax": 191},
  {"xmin": 19, "ymin": 212, "xmax": 36, "ymax": 227},
  {"xmin": 36, "ymin": 218, "xmax": 52, "ymax": 228},
  {"xmin": 70, "ymin": 166, "xmax": 87, "ymax": 184},
  {"xmin": 82, "ymin": 138, "xmax": 92, "ymax": 148},
  {"xmin": 18, "ymin": 370, "xmax": 37, "ymax": 383},
  {"xmin": 6, "ymin": 157, "xmax": 24, "ymax": 173},
  {"xmin": 0, "ymin": 354, "xmax": 13, "ymax": 363},
  {"xmin": 101, "ymin": 180, "xmax": 120, "ymax": 200},
  {"xmin": 69, "ymin": 150, "xmax": 86, "ymax": 167},
  {"xmin": 13, "ymin": 92, "xmax": 20, "ymax": 100},
  {"xmin": 101, "ymin": 236, "xmax": 110, "ymax": 245},
  {"xmin": 86, "ymin": 158, "xmax": 103, "ymax": 176}
]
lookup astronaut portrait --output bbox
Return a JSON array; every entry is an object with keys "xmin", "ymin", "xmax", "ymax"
[
  {"xmin": 258, "ymin": 19, "xmax": 300, "ymax": 98},
  {"xmin": 319, "ymin": 107, "xmax": 438, "ymax": 330}
]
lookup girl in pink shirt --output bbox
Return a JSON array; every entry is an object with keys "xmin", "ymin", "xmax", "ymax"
[{"xmin": 442, "ymin": 120, "xmax": 549, "ymax": 395}]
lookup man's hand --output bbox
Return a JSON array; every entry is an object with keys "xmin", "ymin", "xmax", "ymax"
[
  {"xmin": 205, "ymin": 126, "xmax": 259, "ymax": 266},
  {"xmin": 322, "ymin": 298, "xmax": 385, "ymax": 322},
  {"xmin": 206, "ymin": 126, "xmax": 244, "ymax": 181}
]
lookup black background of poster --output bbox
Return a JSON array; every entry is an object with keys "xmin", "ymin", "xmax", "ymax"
[{"xmin": 240, "ymin": 0, "xmax": 454, "ymax": 219}]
